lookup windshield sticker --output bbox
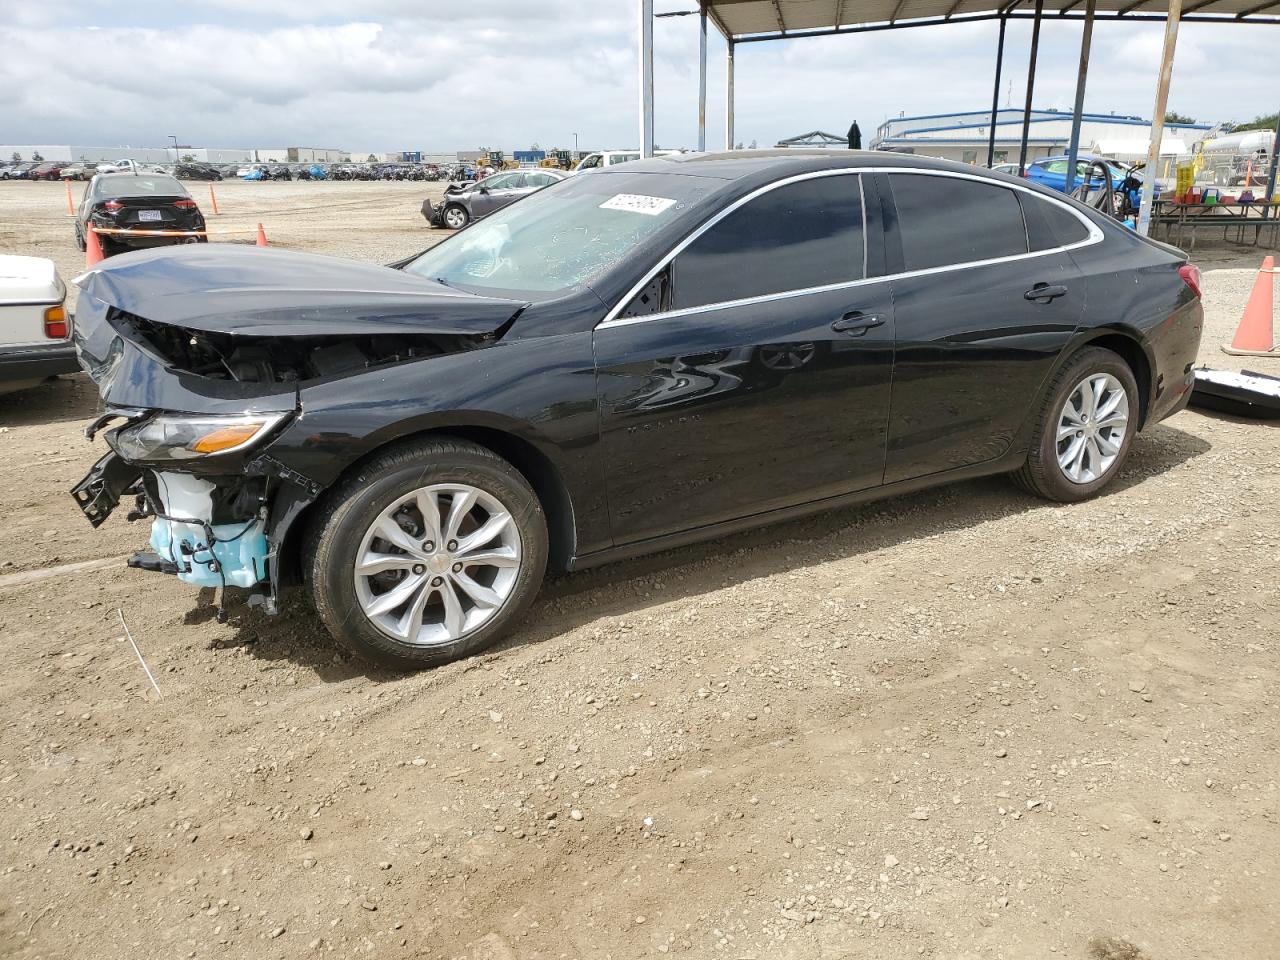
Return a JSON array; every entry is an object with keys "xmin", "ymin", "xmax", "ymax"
[{"xmin": 599, "ymin": 194, "xmax": 678, "ymax": 216}]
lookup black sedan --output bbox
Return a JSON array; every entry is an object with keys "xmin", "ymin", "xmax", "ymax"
[
  {"xmin": 421, "ymin": 168, "xmax": 569, "ymax": 229},
  {"xmin": 75, "ymin": 173, "xmax": 207, "ymax": 256},
  {"xmin": 70, "ymin": 151, "xmax": 1202, "ymax": 670}
]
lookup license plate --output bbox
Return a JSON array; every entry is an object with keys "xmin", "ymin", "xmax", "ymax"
[{"xmin": 138, "ymin": 210, "xmax": 163, "ymax": 222}]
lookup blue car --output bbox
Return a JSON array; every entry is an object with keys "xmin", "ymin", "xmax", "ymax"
[{"xmin": 1025, "ymin": 154, "xmax": 1158, "ymax": 210}]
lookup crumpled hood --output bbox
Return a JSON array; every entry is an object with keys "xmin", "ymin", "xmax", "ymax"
[{"xmin": 73, "ymin": 244, "xmax": 526, "ymax": 337}]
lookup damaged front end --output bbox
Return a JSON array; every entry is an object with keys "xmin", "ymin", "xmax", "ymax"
[{"xmin": 69, "ymin": 244, "xmax": 526, "ymax": 617}]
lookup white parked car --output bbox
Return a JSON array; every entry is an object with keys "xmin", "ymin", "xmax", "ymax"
[
  {"xmin": 572, "ymin": 149, "xmax": 684, "ymax": 173},
  {"xmin": 0, "ymin": 255, "xmax": 76, "ymax": 395}
]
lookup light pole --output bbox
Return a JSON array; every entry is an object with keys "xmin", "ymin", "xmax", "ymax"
[
  {"xmin": 573, "ymin": 132, "xmax": 579, "ymax": 155},
  {"xmin": 169, "ymin": 135, "xmax": 178, "ymax": 162}
]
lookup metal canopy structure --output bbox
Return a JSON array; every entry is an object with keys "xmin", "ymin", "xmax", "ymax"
[
  {"xmin": 641, "ymin": 0, "xmax": 1279, "ymax": 236},
  {"xmin": 704, "ymin": 0, "xmax": 1280, "ymax": 40}
]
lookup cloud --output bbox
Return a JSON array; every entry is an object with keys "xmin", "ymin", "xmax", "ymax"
[{"xmin": 0, "ymin": 2, "xmax": 1274, "ymax": 152}]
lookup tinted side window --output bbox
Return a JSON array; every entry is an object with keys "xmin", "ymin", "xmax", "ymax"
[
  {"xmin": 1021, "ymin": 193, "xmax": 1091, "ymax": 250},
  {"xmin": 672, "ymin": 175, "xmax": 864, "ymax": 310},
  {"xmin": 889, "ymin": 174, "xmax": 1027, "ymax": 271}
]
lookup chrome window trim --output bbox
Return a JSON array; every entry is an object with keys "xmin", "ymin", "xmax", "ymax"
[{"xmin": 597, "ymin": 166, "xmax": 1103, "ymax": 330}]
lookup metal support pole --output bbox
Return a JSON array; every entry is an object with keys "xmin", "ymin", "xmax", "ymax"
[
  {"xmin": 987, "ymin": 16, "xmax": 1008, "ymax": 167},
  {"xmin": 698, "ymin": 3, "xmax": 708, "ymax": 152},
  {"xmin": 1018, "ymin": 0, "xmax": 1045, "ymax": 172},
  {"xmin": 640, "ymin": 0, "xmax": 655, "ymax": 158},
  {"xmin": 726, "ymin": 41, "xmax": 736, "ymax": 150},
  {"xmin": 1263, "ymin": 110, "xmax": 1280, "ymax": 218},
  {"xmin": 1064, "ymin": 0, "xmax": 1097, "ymax": 192},
  {"xmin": 1137, "ymin": 0, "xmax": 1182, "ymax": 236}
]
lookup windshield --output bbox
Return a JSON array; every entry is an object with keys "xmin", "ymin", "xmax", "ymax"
[
  {"xmin": 98, "ymin": 176, "xmax": 186, "ymax": 197},
  {"xmin": 403, "ymin": 171, "xmax": 721, "ymax": 297}
]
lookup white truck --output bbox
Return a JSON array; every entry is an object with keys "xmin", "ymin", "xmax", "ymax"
[{"xmin": 0, "ymin": 255, "xmax": 77, "ymax": 395}]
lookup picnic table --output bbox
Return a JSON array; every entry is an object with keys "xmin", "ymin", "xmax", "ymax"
[{"xmin": 1152, "ymin": 198, "xmax": 1280, "ymax": 251}]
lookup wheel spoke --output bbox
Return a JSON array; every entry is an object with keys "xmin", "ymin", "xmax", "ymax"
[
  {"xmin": 452, "ymin": 571, "xmax": 502, "ymax": 609},
  {"xmin": 357, "ymin": 553, "xmax": 416, "ymax": 576},
  {"xmin": 375, "ymin": 517, "xmax": 422, "ymax": 556},
  {"xmin": 1085, "ymin": 437, "xmax": 1104, "ymax": 476},
  {"xmin": 416, "ymin": 489, "xmax": 443, "ymax": 543},
  {"xmin": 1090, "ymin": 376, "xmax": 1106, "ymax": 416},
  {"xmin": 440, "ymin": 580, "xmax": 466, "ymax": 639},
  {"xmin": 1057, "ymin": 421, "xmax": 1081, "ymax": 441},
  {"xmin": 1059, "ymin": 435, "xmax": 1085, "ymax": 478},
  {"xmin": 1095, "ymin": 432, "xmax": 1121, "ymax": 456},
  {"xmin": 1096, "ymin": 389, "xmax": 1124, "ymax": 421},
  {"xmin": 457, "ymin": 511, "xmax": 512, "ymax": 553},
  {"xmin": 444, "ymin": 489, "xmax": 478, "ymax": 542},
  {"xmin": 365, "ymin": 573, "xmax": 427, "ymax": 618},
  {"xmin": 396, "ymin": 578, "xmax": 433, "ymax": 642},
  {"xmin": 1096, "ymin": 412, "xmax": 1128, "ymax": 430},
  {"xmin": 456, "ymin": 546, "xmax": 520, "ymax": 567}
]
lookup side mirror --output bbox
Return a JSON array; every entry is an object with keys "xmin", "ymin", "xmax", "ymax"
[{"xmin": 477, "ymin": 184, "xmax": 489, "ymax": 194}]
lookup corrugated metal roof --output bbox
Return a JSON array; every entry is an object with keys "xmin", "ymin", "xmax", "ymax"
[{"xmin": 706, "ymin": 0, "xmax": 1280, "ymax": 39}]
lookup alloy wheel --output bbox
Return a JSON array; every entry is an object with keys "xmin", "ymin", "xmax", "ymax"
[
  {"xmin": 1056, "ymin": 373, "xmax": 1129, "ymax": 484},
  {"xmin": 353, "ymin": 483, "xmax": 522, "ymax": 646},
  {"xmin": 444, "ymin": 206, "xmax": 468, "ymax": 229}
]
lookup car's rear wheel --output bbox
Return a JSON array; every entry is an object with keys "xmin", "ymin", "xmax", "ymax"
[
  {"xmin": 1014, "ymin": 346, "xmax": 1138, "ymax": 502},
  {"xmin": 306, "ymin": 438, "xmax": 548, "ymax": 670},
  {"xmin": 443, "ymin": 204, "xmax": 469, "ymax": 229}
]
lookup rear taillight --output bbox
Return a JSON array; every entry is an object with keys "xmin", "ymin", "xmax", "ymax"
[
  {"xmin": 103, "ymin": 200, "xmax": 123, "ymax": 212},
  {"xmin": 174, "ymin": 198, "xmax": 197, "ymax": 209},
  {"xmin": 1178, "ymin": 263, "xmax": 1203, "ymax": 299},
  {"xmin": 43, "ymin": 305, "xmax": 68, "ymax": 340}
]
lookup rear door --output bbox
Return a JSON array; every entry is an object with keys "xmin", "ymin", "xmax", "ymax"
[
  {"xmin": 594, "ymin": 172, "xmax": 896, "ymax": 544},
  {"xmin": 878, "ymin": 171, "xmax": 1092, "ymax": 484}
]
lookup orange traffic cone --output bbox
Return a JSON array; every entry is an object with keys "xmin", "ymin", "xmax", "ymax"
[
  {"xmin": 85, "ymin": 226, "xmax": 105, "ymax": 267},
  {"xmin": 1223, "ymin": 255, "xmax": 1277, "ymax": 356},
  {"xmin": 208, "ymin": 184, "xmax": 220, "ymax": 215},
  {"xmin": 255, "ymin": 223, "xmax": 268, "ymax": 247},
  {"xmin": 65, "ymin": 182, "xmax": 75, "ymax": 216}
]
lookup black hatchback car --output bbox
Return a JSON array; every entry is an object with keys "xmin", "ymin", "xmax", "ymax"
[
  {"xmin": 75, "ymin": 173, "xmax": 207, "ymax": 256},
  {"xmin": 71, "ymin": 151, "xmax": 1202, "ymax": 669}
]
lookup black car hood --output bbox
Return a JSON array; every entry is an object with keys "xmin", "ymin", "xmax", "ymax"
[{"xmin": 74, "ymin": 244, "xmax": 526, "ymax": 337}]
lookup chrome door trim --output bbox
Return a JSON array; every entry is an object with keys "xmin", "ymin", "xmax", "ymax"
[{"xmin": 597, "ymin": 166, "xmax": 1103, "ymax": 331}]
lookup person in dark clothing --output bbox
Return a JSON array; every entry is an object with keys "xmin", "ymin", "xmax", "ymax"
[{"xmin": 847, "ymin": 122, "xmax": 862, "ymax": 150}]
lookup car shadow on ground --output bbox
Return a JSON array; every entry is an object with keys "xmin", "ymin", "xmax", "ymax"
[
  {"xmin": 216, "ymin": 421, "xmax": 1211, "ymax": 680},
  {"xmin": 0, "ymin": 374, "xmax": 99, "ymax": 427}
]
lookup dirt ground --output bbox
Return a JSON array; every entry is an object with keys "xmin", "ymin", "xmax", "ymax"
[{"xmin": 0, "ymin": 178, "xmax": 1277, "ymax": 960}]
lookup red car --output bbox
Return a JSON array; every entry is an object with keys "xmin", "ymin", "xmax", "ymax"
[{"xmin": 27, "ymin": 162, "xmax": 66, "ymax": 181}]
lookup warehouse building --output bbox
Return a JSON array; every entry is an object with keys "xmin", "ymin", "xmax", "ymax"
[{"xmin": 870, "ymin": 109, "xmax": 1214, "ymax": 165}]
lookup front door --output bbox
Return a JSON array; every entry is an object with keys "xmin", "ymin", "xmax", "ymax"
[
  {"xmin": 471, "ymin": 173, "xmax": 523, "ymax": 218},
  {"xmin": 594, "ymin": 172, "xmax": 896, "ymax": 545}
]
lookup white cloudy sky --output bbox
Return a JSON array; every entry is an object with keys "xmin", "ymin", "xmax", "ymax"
[{"xmin": 0, "ymin": 1, "xmax": 1274, "ymax": 152}]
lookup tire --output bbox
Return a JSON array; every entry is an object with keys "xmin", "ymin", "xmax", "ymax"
[
  {"xmin": 306, "ymin": 438, "xmax": 548, "ymax": 670},
  {"xmin": 1013, "ymin": 346, "xmax": 1139, "ymax": 503},
  {"xmin": 442, "ymin": 204, "xmax": 470, "ymax": 229},
  {"xmin": 75, "ymin": 226, "xmax": 85, "ymax": 252}
]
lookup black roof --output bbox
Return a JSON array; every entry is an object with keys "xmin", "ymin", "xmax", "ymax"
[{"xmin": 610, "ymin": 149, "xmax": 989, "ymax": 182}]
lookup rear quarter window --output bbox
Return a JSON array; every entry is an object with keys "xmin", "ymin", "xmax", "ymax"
[{"xmin": 1018, "ymin": 192, "xmax": 1092, "ymax": 251}]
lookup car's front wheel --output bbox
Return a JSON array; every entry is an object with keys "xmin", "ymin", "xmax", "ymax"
[
  {"xmin": 442, "ymin": 204, "xmax": 470, "ymax": 229},
  {"xmin": 1014, "ymin": 346, "xmax": 1138, "ymax": 502},
  {"xmin": 306, "ymin": 438, "xmax": 548, "ymax": 670}
]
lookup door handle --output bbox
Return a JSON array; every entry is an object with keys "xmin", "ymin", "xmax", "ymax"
[
  {"xmin": 831, "ymin": 311, "xmax": 886, "ymax": 335},
  {"xmin": 1024, "ymin": 283, "xmax": 1069, "ymax": 303}
]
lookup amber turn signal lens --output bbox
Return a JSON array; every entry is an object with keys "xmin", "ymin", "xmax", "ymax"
[
  {"xmin": 190, "ymin": 423, "xmax": 263, "ymax": 454},
  {"xmin": 44, "ymin": 305, "xmax": 69, "ymax": 340}
]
